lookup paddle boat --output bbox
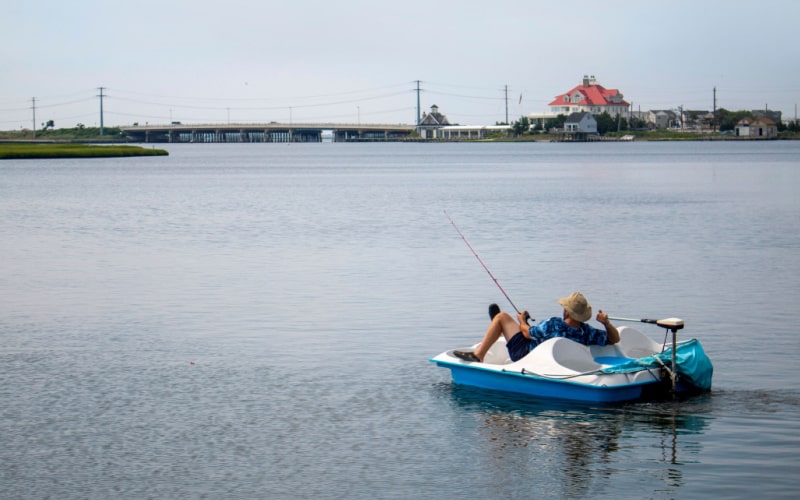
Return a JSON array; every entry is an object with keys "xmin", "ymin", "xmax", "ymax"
[{"xmin": 431, "ymin": 317, "xmax": 713, "ymax": 404}]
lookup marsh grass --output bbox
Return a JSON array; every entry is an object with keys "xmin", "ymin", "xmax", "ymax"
[{"xmin": 0, "ymin": 143, "xmax": 168, "ymax": 159}]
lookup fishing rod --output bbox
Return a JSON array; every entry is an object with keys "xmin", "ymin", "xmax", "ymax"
[
  {"xmin": 608, "ymin": 316, "xmax": 684, "ymax": 331},
  {"xmin": 445, "ymin": 211, "xmax": 531, "ymax": 323}
]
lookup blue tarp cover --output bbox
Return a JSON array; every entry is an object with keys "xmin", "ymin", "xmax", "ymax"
[{"xmin": 601, "ymin": 339, "xmax": 713, "ymax": 390}]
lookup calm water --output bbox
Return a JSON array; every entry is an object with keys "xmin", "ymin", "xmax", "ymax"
[{"xmin": 1, "ymin": 141, "xmax": 799, "ymax": 499}]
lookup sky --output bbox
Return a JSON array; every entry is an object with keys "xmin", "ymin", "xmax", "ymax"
[{"xmin": 2, "ymin": 0, "xmax": 799, "ymax": 129}]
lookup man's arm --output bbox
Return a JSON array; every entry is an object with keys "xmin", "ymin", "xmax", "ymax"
[
  {"xmin": 596, "ymin": 309, "xmax": 620, "ymax": 344},
  {"xmin": 517, "ymin": 311, "xmax": 532, "ymax": 339}
]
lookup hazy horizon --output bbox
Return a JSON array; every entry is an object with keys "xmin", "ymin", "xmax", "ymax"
[{"xmin": 2, "ymin": 0, "xmax": 798, "ymax": 129}]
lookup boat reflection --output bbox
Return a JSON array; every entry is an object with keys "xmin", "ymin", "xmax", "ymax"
[{"xmin": 443, "ymin": 384, "xmax": 711, "ymax": 497}]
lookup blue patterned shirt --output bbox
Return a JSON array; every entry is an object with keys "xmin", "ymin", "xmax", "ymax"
[{"xmin": 527, "ymin": 317, "xmax": 608, "ymax": 350}]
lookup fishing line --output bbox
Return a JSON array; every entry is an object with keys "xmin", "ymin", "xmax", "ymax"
[{"xmin": 445, "ymin": 210, "xmax": 530, "ymax": 322}]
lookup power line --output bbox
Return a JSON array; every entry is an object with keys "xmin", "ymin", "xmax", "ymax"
[
  {"xmin": 425, "ymin": 90, "xmax": 504, "ymax": 101},
  {"xmin": 106, "ymin": 90, "xmax": 410, "ymax": 111},
  {"xmin": 108, "ymin": 81, "xmax": 412, "ymax": 103},
  {"xmin": 424, "ymin": 81, "xmax": 507, "ymax": 92}
]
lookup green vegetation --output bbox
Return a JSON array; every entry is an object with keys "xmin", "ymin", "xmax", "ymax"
[
  {"xmin": 0, "ymin": 125, "xmax": 169, "ymax": 158},
  {"xmin": 784, "ymin": 120, "xmax": 800, "ymax": 134},
  {"xmin": 510, "ymin": 116, "xmax": 530, "ymax": 136},
  {"xmin": 0, "ymin": 143, "xmax": 168, "ymax": 159},
  {"xmin": 508, "ymin": 110, "xmax": 800, "ymax": 141},
  {"xmin": 0, "ymin": 126, "xmax": 128, "ymax": 142}
]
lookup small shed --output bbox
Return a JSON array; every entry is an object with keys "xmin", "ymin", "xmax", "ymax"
[{"xmin": 735, "ymin": 117, "xmax": 777, "ymax": 138}]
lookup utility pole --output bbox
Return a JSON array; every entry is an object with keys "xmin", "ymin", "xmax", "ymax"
[
  {"xmin": 97, "ymin": 87, "xmax": 105, "ymax": 135},
  {"xmin": 31, "ymin": 97, "xmax": 36, "ymax": 138},
  {"xmin": 504, "ymin": 85, "xmax": 509, "ymax": 125},
  {"xmin": 712, "ymin": 86, "xmax": 717, "ymax": 132},
  {"xmin": 415, "ymin": 80, "xmax": 421, "ymax": 128}
]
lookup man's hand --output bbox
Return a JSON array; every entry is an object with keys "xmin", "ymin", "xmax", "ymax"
[{"xmin": 597, "ymin": 309, "xmax": 620, "ymax": 344}]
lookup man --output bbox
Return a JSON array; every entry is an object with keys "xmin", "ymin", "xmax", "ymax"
[{"xmin": 453, "ymin": 291, "xmax": 619, "ymax": 363}]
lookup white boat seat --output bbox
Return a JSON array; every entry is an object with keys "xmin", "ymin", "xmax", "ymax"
[
  {"xmin": 481, "ymin": 338, "xmax": 511, "ymax": 365},
  {"xmin": 468, "ymin": 326, "xmax": 662, "ymax": 370},
  {"xmin": 510, "ymin": 337, "xmax": 601, "ymax": 375},
  {"xmin": 594, "ymin": 326, "xmax": 662, "ymax": 359},
  {"xmin": 548, "ymin": 337, "xmax": 602, "ymax": 372}
]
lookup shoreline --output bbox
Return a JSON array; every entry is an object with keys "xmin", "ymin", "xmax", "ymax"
[{"xmin": 1, "ymin": 135, "xmax": 797, "ymax": 150}]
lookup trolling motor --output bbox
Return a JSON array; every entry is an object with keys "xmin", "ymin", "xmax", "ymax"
[
  {"xmin": 610, "ymin": 316, "xmax": 684, "ymax": 393},
  {"xmin": 657, "ymin": 318, "xmax": 684, "ymax": 393}
]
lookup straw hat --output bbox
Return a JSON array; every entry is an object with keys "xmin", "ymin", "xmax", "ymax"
[{"xmin": 558, "ymin": 291, "xmax": 592, "ymax": 323}]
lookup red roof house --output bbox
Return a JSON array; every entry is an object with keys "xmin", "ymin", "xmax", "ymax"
[{"xmin": 549, "ymin": 75, "xmax": 629, "ymax": 117}]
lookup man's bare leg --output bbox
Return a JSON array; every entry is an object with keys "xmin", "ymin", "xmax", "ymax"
[{"xmin": 472, "ymin": 311, "xmax": 524, "ymax": 361}]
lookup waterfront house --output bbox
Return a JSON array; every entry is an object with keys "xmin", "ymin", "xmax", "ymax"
[
  {"xmin": 417, "ymin": 104, "xmax": 451, "ymax": 139},
  {"xmin": 649, "ymin": 110, "xmax": 677, "ymax": 129},
  {"xmin": 549, "ymin": 75, "xmax": 629, "ymax": 118},
  {"xmin": 564, "ymin": 112, "xmax": 598, "ymax": 134}
]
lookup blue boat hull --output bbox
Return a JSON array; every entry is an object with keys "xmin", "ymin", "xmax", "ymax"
[{"xmin": 435, "ymin": 360, "xmax": 660, "ymax": 403}]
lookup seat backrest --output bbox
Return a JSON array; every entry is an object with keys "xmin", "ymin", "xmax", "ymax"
[
  {"xmin": 614, "ymin": 326, "xmax": 661, "ymax": 358},
  {"xmin": 547, "ymin": 337, "xmax": 601, "ymax": 372},
  {"xmin": 482, "ymin": 338, "xmax": 511, "ymax": 364}
]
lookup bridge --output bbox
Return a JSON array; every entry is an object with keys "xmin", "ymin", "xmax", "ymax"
[{"xmin": 120, "ymin": 122, "xmax": 416, "ymax": 143}]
